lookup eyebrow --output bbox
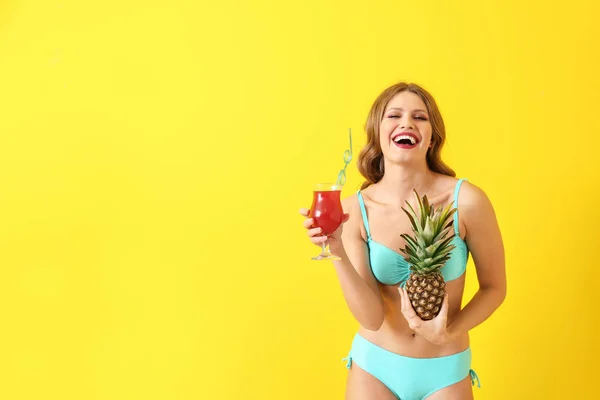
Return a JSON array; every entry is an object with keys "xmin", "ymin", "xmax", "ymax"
[{"xmin": 385, "ymin": 107, "xmax": 428, "ymax": 114}]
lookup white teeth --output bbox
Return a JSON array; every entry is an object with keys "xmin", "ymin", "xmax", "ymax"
[{"xmin": 393, "ymin": 135, "xmax": 416, "ymax": 145}]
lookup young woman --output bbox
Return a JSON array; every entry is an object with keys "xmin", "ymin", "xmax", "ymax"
[{"xmin": 300, "ymin": 82, "xmax": 506, "ymax": 399}]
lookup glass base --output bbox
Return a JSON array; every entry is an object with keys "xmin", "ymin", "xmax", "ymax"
[
  {"xmin": 311, "ymin": 242, "xmax": 341, "ymax": 261},
  {"xmin": 312, "ymin": 253, "xmax": 341, "ymax": 261}
]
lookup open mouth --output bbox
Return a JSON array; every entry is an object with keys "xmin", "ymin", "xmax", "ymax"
[{"xmin": 392, "ymin": 132, "xmax": 420, "ymax": 149}]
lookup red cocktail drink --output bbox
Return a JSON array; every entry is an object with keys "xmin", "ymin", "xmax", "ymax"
[{"xmin": 310, "ymin": 184, "xmax": 343, "ymax": 260}]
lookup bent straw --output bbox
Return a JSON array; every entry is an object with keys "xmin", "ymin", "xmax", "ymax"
[{"xmin": 335, "ymin": 128, "xmax": 353, "ymax": 187}]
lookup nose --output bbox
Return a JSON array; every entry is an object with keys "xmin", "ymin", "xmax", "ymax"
[{"xmin": 400, "ymin": 115, "xmax": 415, "ymax": 130}]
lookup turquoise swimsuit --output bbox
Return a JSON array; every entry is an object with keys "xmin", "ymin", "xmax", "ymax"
[
  {"xmin": 343, "ymin": 179, "xmax": 481, "ymax": 399},
  {"xmin": 357, "ymin": 179, "xmax": 469, "ymax": 286}
]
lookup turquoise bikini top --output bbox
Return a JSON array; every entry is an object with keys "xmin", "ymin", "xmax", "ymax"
[{"xmin": 357, "ymin": 179, "xmax": 470, "ymax": 286}]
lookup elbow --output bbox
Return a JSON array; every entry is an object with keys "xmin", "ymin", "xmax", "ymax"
[
  {"xmin": 498, "ymin": 287, "xmax": 507, "ymax": 306},
  {"xmin": 363, "ymin": 320, "xmax": 384, "ymax": 331},
  {"xmin": 496, "ymin": 283, "xmax": 507, "ymax": 305},
  {"xmin": 362, "ymin": 309, "xmax": 385, "ymax": 331},
  {"xmin": 481, "ymin": 284, "xmax": 506, "ymax": 308}
]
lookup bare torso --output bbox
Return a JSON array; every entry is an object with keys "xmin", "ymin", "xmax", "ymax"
[{"xmin": 354, "ymin": 175, "xmax": 470, "ymax": 358}]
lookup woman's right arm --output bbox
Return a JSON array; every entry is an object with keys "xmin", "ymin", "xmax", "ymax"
[{"xmin": 301, "ymin": 195, "xmax": 384, "ymax": 331}]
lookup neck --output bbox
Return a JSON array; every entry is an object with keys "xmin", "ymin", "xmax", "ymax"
[{"xmin": 376, "ymin": 160, "xmax": 435, "ymax": 203}]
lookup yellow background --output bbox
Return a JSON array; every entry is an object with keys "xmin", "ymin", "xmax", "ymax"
[{"xmin": 0, "ymin": 0, "xmax": 598, "ymax": 399}]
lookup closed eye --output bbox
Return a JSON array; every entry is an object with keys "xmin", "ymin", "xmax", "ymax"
[{"xmin": 386, "ymin": 114, "xmax": 428, "ymax": 120}]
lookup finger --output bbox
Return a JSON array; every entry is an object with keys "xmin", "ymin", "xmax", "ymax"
[
  {"xmin": 399, "ymin": 289, "xmax": 422, "ymax": 327},
  {"xmin": 299, "ymin": 208, "xmax": 310, "ymax": 217},
  {"xmin": 430, "ymin": 293, "xmax": 449, "ymax": 322},
  {"xmin": 399, "ymin": 287, "xmax": 408, "ymax": 312},
  {"xmin": 307, "ymin": 227, "xmax": 322, "ymax": 237},
  {"xmin": 303, "ymin": 218, "xmax": 315, "ymax": 229},
  {"xmin": 402, "ymin": 289, "xmax": 421, "ymax": 321},
  {"xmin": 310, "ymin": 236, "xmax": 328, "ymax": 245},
  {"xmin": 399, "ymin": 287, "xmax": 407, "ymax": 310},
  {"xmin": 399, "ymin": 288, "xmax": 416, "ymax": 317},
  {"xmin": 439, "ymin": 293, "xmax": 449, "ymax": 317},
  {"xmin": 342, "ymin": 213, "xmax": 350, "ymax": 223}
]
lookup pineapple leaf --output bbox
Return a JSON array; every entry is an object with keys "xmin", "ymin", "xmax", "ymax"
[
  {"xmin": 422, "ymin": 216, "xmax": 435, "ymax": 243},
  {"xmin": 437, "ymin": 210, "xmax": 453, "ymax": 230},
  {"xmin": 424, "ymin": 263, "xmax": 444, "ymax": 273},
  {"xmin": 416, "ymin": 234, "xmax": 427, "ymax": 249},
  {"xmin": 439, "ymin": 244, "xmax": 456, "ymax": 257},
  {"xmin": 400, "ymin": 190, "xmax": 460, "ymax": 275},
  {"xmin": 438, "ymin": 202, "xmax": 457, "ymax": 223},
  {"xmin": 411, "ymin": 189, "xmax": 423, "ymax": 226},
  {"xmin": 424, "ymin": 243, "xmax": 437, "ymax": 258},
  {"xmin": 402, "ymin": 203, "xmax": 421, "ymax": 234},
  {"xmin": 400, "ymin": 246, "xmax": 420, "ymax": 263},
  {"xmin": 431, "ymin": 255, "xmax": 451, "ymax": 266},
  {"xmin": 431, "ymin": 208, "xmax": 442, "ymax": 231},
  {"xmin": 400, "ymin": 234, "xmax": 419, "ymax": 253},
  {"xmin": 408, "ymin": 256, "xmax": 422, "ymax": 266},
  {"xmin": 433, "ymin": 225, "xmax": 454, "ymax": 244},
  {"xmin": 413, "ymin": 260, "xmax": 431, "ymax": 273},
  {"xmin": 439, "ymin": 221, "xmax": 455, "ymax": 240},
  {"xmin": 440, "ymin": 207, "xmax": 457, "ymax": 229},
  {"xmin": 414, "ymin": 190, "xmax": 428, "ymax": 228},
  {"xmin": 431, "ymin": 246, "xmax": 455, "ymax": 264},
  {"xmin": 402, "ymin": 248, "xmax": 418, "ymax": 259},
  {"xmin": 421, "ymin": 192, "xmax": 430, "ymax": 222},
  {"xmin": 399, "ymin": 246, "xmax": 413, "ymax": 260},
  {"xmin": 424, "ymin": 235, "xmax": 453, "ymax": 258},
  {"xmin": 442, "ymin": 220, "xmax": 454, "ymax": 232},
  {"xmin": 403, "ymin": 237, "xmax": 418, "ymax": 255},
  {"xmin": 435, "ymin": 235, "xmax": 455, "ymax": 252}
]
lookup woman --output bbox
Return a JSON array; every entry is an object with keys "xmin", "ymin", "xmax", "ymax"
[{"xmin": 299, "ymin": 82, "xmax": 506, "ymax": 399}]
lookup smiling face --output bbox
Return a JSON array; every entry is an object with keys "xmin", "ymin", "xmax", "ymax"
[
  {"xmin": 357, "ymin": 82, "xmax": 455, "ymax": 188},
  {"xmin": 379, "ymin": 90, "xmax": 433, "ymax": 166}
]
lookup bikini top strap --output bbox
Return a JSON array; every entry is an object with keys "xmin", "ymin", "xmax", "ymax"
[
  {"xmin": 356, "ymin": 191, "xmax": 371, "ymax": 240},
  {"xmin": 453, "ymin": 179, "xmax": 468, "ymax": 236}
]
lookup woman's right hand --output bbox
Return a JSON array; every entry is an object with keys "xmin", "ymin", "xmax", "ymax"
[{"xmin": 299, "ymin": 208, "xmax": 349, "ymax": 255}]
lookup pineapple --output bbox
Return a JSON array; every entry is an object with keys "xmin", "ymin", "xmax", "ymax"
[{"xmin": 399, "ymin": 190, "xmax": 457, "ymax": 320}]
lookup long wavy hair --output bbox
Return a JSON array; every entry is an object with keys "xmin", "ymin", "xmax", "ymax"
[{"xmin": 358, "ymin": 82, "xmax": 455, "ymax": 190}]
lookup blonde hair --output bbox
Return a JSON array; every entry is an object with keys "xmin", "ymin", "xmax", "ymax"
[{"xmin": 358, "ymin": 82, "xmax": 455, "ymax": 189}]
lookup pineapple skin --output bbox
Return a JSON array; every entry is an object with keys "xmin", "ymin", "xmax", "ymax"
[{"xmin": 405, "ymin": 272, "xmax": 446, "ymax": 320}]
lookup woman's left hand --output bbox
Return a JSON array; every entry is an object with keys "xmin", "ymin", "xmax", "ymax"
[{"xmin": 399, "ymin": 287, "xmax": 453, "ymax": 346}]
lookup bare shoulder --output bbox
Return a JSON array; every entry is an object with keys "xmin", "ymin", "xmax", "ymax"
[
  {"xmin": 341, "ymin": 192, "xmax": 360, "ymax": 212},
  {"xmin": 457, "ymin": 180, "xmax": 495, "ymax": 212},
  {"xmin": 341, "ymin": 191, "xmax": 367, "ymax": 241},
  {"xmin": 456, "ymin": 180, "xmax": 500, "ymax": 240}
]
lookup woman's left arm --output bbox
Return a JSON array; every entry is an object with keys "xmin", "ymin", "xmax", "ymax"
[{"xmin": 446, "ymin": 182, "xmax": 507, "ymax": 340}]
